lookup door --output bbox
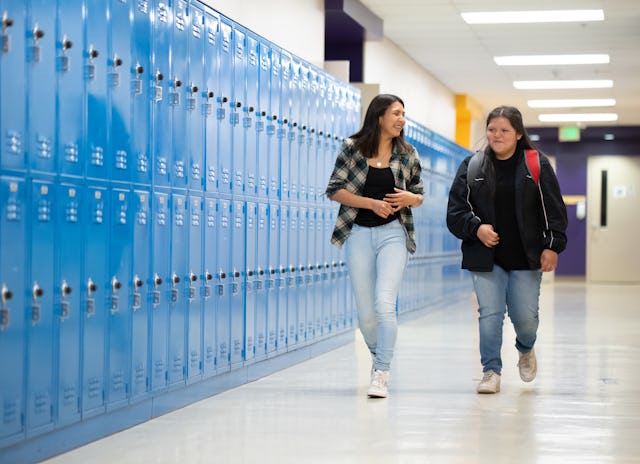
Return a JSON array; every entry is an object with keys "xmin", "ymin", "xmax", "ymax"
[{"xmin": 587, "ymin": 156, "xmax": 640, "ymax": 282}]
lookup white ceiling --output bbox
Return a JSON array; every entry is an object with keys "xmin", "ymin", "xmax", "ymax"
[{"xmin": 358, "ymin": 0, "xmax": 640, "ymax": 127}]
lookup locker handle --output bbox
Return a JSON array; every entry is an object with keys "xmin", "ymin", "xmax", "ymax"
[
  {"xmin": 1, "ymin": 284, "xmax": 12, "ymax": 302},
  {"xmin": 292, "ymin": 121, "xmax": 297, "ymax": 127},
  {"xmin": 62, "ymin": 280, "xmax": 72, "ymax": 295},
  {"xmin": 299, "ymin": 265, "xmax": 305, "ymax": 272},
  {"xmin": 62, "ymin": 38, "xmax": 73, "ymax": 50},
  {"xmin": 112, "ymin": 55, "xmax": 123, "ymax": 68},
  {"xmin": 280, "ymin": 267, "xmax": 286, "ymax": 274},
  {"xmin": 32, "ymin": 27, "xmax": 44, "ymax": 41},
  {"xmin": 135, "ymin": 64, "xmax": 144, "ymax": 75},
  {"xmin": 258, "ymin": 269, "xmax": 265, "ymax": 276},
  {"xmin": 233, "ymin": 271, "xmax": 240, "ymax": 278},
  {"xmin": 269, "ymin": 268, "xmax": 276, "ymax": 275},
  {"xmin": 271, "ymin": 115, "xmax": 277, "ymax": 121},
  {"xmin": 217, "ymin": 96, "xmax": 228, "ymax": 103},
  {"xmin": 218, "ymin": 272, "xmax": 227, "ymax": 280},
  {"xmin": 234, "ymin": 101, "xmax": 242, "ymax": 108},
  {"xmin": 173, "ymin": 78, "xmax": 182, "ymax": 88},
  {"xmin": 260, "ymin": 111, "xmax": 266, "ymax": 117},
  {"xmin": 205, "ymin": 90, "xmax": 214, "ymax": 99},
  {"xmin": 153, "ymin": 273, "xmax": 163, "ymax": 287},
  {"xmin": 87, "ymin": 278, "xmax": 97, "ymax": 295},
  {"xmin": 311, "ymin": 128, "xmax": 315, "ymax": 133},
  {"xmin": 134, "ymin": 276, "xmax": 143, "ymax": 288},
  {"xmin": 172, "ymin": 273, "xmax": 180, "ymax": 284},
  {"xmin": 190, "ymin": 84, "xmax": 198, "ymax": 94},
  {"xmin": 111, "ymin": 277, "xmax": 122, "ymax": 291},
  {"xmin": 205, "ymin": 272, "xmax": 213, "ymax": 281},
  {"xmin": 88, "ymin": 47, "xmax": 99, "ymax": 59},
  {"xmin": 290, "ymin": 266, "xmax": 296, "ymax": 273},
  {"xmin": 33, "ymin": 283, "xmax": 44, "ymax": 299},
  {"xmin": 248, "ymin": 270, "xmax": 254, "ymax": 277},
  {"xmin": 189, "ymin": 272, "xmax": 198, "ymax": 282},
  {"xmin": 155, "ymin": 71, "xmax": 164, "ymax": 81},
  {"xmin": 2, "ymin": 14, "xmax": 13, "ymax": 30}
]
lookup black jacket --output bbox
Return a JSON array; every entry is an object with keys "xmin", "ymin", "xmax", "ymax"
[{"xmin": 446, "ymin": 150, "xmax": 568, "ymax": 272}]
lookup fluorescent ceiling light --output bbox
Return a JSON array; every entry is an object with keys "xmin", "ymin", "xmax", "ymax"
[
  {"xmin": 495, "ymin": 54, "xmax": 609, "ymax": 66},
  {"xmin": 528, "ymin": 99, "xmax": 616, "ymax": 108},
  {"xmin": 461, "ymin": 9, "xmax": 604, "ymax": 24},
  {"xmin": 538, "ymin": 113, "xmax": 618, "ymax": 123},
  {"xmin": 514, "ymin": 80, "xmax": 614, "ymax": 89}
]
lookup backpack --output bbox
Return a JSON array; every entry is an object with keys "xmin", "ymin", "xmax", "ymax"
[{"xmin": 466, "ymin": 149, "xmax": 540, "ymax": 187}]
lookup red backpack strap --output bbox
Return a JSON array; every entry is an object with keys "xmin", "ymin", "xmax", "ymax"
[{"xmin": 525, "ymin": 149, "xmax": 540, "ymax": 185}]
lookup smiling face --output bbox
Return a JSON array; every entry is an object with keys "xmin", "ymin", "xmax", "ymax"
[
  {"xmin": 486, "ymin": 116, "xmax": 522, "ymax": 159},
  {"xmin": 378, "ymin": 101, "xmax": 406, "ymax": 140}
]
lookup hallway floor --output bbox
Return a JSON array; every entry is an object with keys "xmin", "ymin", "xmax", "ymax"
[{"xmin": 44, "ymin": 280, "xmax": 640, "ymax": 464}]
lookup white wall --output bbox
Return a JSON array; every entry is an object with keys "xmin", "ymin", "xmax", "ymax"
[{"xmin": 204, "ymin": 0, "xmax": 459, "ymax": 142}]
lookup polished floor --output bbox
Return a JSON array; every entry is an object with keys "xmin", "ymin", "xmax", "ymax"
[{"xmin": 44, "ymin": 280, "xmax": 640, "ymax": 464}]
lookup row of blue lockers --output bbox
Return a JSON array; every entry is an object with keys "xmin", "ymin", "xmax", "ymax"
[
  {"xmin": 0, "ymin": 176, "xmax": 359, "ymax": 445},
  {"xmin": 0, "ymin": 0, "xmax": 360, "ymax": 201}
]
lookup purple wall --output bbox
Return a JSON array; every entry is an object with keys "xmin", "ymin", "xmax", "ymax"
[{"xmin": 527, "ymin": 125, "xmax": 640, "ymax": 276}]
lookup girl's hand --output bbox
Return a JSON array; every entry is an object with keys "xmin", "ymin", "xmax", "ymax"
[{"xmin": 384, "ymin": 188, "xmax": 422, "ymax": 211}]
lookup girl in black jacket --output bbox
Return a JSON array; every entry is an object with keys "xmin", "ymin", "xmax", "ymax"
[{"xmin": 446, "ymin": 106, "xmax": 567, "ymax": 394}]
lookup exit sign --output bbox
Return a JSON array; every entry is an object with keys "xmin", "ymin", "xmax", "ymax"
[{"xmin": 558, "ymin": 125, "xmax": 581, "ymax": 142}]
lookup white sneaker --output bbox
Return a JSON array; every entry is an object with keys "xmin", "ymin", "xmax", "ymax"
[
  {"xmin": 518, "ymin": 348, "xmax": 537, "ymax": 382},
  {"xmin": 477, "ymin": 370, "xmax": 501, "ymax": 394},
  {"xmin": 367, "ymin": 370, "xmax": 389, "ymax": 398}
]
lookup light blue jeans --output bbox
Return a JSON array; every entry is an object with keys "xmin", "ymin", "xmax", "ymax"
[
  {"xmin": 347, "ymin": 220, "xmax": 408, "ymax": 372},
  {"xmin": 472, "ymin": 265, "xmax": 542, "ymax": 374}
]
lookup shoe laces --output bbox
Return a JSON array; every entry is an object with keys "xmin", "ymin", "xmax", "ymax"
[
  {"xmin": 481, "ymin": 371, "xmax": 496, "ymax": 382},
  {"xmin": 371, "ymin": 370, "xmax": 387, "ymax": 388}
]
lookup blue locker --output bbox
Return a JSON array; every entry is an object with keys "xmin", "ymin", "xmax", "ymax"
[
  {"xmin": 230, "ymin": 25, "xmax": 245, "ymax": 194},
  {"xmin": 0, "ymin": 177, "xmax": 26, "ymax": 445},
  {"xmin": 296, "ymin": 206, "xmax": 308, "ymax": 344},
  {"xmin": 168, "ymin": 193, "xmax": 187, "ymax": 386},
  {"xmin": 267, "ymin": 45, "xmax": 281, "ymax": 201},
  {"xmin": 244, "ymin": 201, "xmax": 257, "ymax": 363},
  {"xmin": 106, "ymin": 188, "xmax": 132, "ymax": 409},
  {"xmin": 26, "ymin": 179, "xmax": 56, "ymax": 436},
  {"xmin": 56, "ymin": 0, "xmax": 83, "ymax": 179},
  {"xmin": 188, "ymin": 4, "xmax": 205, "ymax": 192},
  {"xmin": 0, "ymin": 2, "xmax": 26, "ymax": 173},
  {"xmin": 186, "ymin": 195, "xmax": 203, "ymax": 382},
  {"xmin": 230, "ymin": 199, "xmax": 245, "ymax": 367},
  {"xmin": 203, "ymin": 7, "xmax": 219, "ymax": 193},
  {"xmin": 304, "ymin": 207, "xmax": 316, "ymax": 341},
  {"xmin": 150, "ymin": 190, "xmax": 170, "ymax": 392},
  {"xmin": 202, "ymin": 196, "xmax": 216, "ymax": 376},
  {"xmin": 243, "ymin": 31, "xmax": 259, "ymax": 197},
  {"xmin": 285, "ymin": 204, "xmax": 298, "ymax": 348},
  {"xmin": 81, "ymin": 185, "xmax": 108, "ymax": 417},
  {"xmin": 254, "ymin": 202, "xmax": 269, "ymax": 360},
  {"xmin": 312, "ymin": 206, "xmax": 324, "ymax": 338},
  {"xmin": 216, "ymin": 17, "xmax": 233, "ymax": 195},
  {"xmin": 265, "ymin": 203, "xmax": 278, "ymax": 355},
  {"xmin": 108, "ymin": 0, "xmax": 133, "ymax": 184},
  {"xmin": 322, "ymin": 205, "xmax": 335, "ymax": 335},
  {"xmin": 256, "ymin": 38, "xmax": 271, "ymax": 199},
  {"xmin": 171, "ymin": 0, "xmax": 189, "ymax": 191},
  {"xmin": 215, "ymin": 198, "xmax": 231, "ymax": 371},
  {"xmin": 55, "ymin": 184, "xmax": 82, "ymax": 425},
  {"xmin": 131, "ymin": 0, "xmax": 153, "ymax": 187},
  {"xmin": 151, "ymin": 0, "xmax": 172, "ymax": 188},
  {"xmin": 130, "ymin": 189, "xmax": 151, "ymax": 401},
  {"xmin": 84, "ymin": 0, "xmax": 109, "ymax": 181},
  {"xmin": 276, "ymin": 203, "xmax": 288, "ymax": 351},
  {"xmin": 26, "ymin": 0, "xmax": 56, "ymax": 175},
  {"xmin": 279, "ymin": 51, "xmax": 291, "ymax": 200}
]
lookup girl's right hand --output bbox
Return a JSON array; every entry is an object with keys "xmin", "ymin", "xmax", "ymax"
[{"xmin": 477, "ymin": 224, "xmax": 500, "ymax": 248}]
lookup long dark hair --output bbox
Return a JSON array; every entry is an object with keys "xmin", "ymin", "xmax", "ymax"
[
  {"xmin": 351, "ymin": 94, "xmax": 411, "ymax": 157},
  {"xmin": 484, "ymin": 106, "xmax": 537, "ymax": 158}
]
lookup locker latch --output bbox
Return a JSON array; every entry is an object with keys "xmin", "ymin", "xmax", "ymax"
[
  {"xmin": 188, "ymin": 272, "xmax": 198, "ymax": 301},
  {"xmin": 132, "ymin": 275, "xmax": 143, "ymax": 310},
  {"xmin": 217, "ymin": 270, "xmax": 226, "ymax": 297},
  {"xmin": 171, "ymin": 273, "xmax": 180, "ymax": 303},
  {"xmin": 2, "ymin": 12, "xmax": 13, "ymax": 54},
  {"xmin": 187, "ymin": 84, "xmax": 198, "ymax": 111},
  {"xmin": 133, "ymin": 62, "xmax": 144, "ymax": 95},
  {"xmin": 203, "ymin": 271, "xmax": 213, "ymax": 299},
  {"xmin": 28, "ymin": 24, "xmax": 44, "ymax": 63},
  {"xmin": 203, "ymin": 90, "xmax": 214, "ymax": 116},
  {"xmin": 111, "ymin": 276, "xmax": 122, "ymax": 314},
  {"xmin": 152, "ymin": 273, "xmax": 163, "ymax": 307},
  {"xmin": 0, "ymin": 283, "xmax": 12, "ymax": 329},
  {"xmin": 31, "ymin": 282, "xmax": 43, "ymax": 324},
  {"xmin": 154, "ymin": 70, "xmax": 163, "ymax": 101},
  {"xmin": 170, "ymin": 78, "xmax": 182, "ymax": 106},
  {"xmin": 57, "ymin": 35, "xmax": 73, "ymax": 73},
  {"xmin": 60, "ymin": 280, "xmax": 72, "ymax": 320},
  {"xmin": 86, "ymin": 278, "xmax": 97, "ymax": 317},
  {"xmin": 85, "ymin": 45, "xmax": 99, "ymax": 80},
  {"xmin": 109, "ymin": 54, "xmax": 123, "ymax": 87}
]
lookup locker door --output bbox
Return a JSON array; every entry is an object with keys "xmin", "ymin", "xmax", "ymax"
[
  {"xmin": 170, "ymin": 0, "xmax": 189, "ymax": 191},
  {"xmin": 0, "ymin": 178, "xmax": 26, "ymax": 444},
  {"xmin": 26, "ymin": 180, "xmax": 55, "ymax": 436},
  {"xmin": 217, "ymin": 17, "xmax": 233, "ymax": 195},
  {"xmin": 202, "ymin": 196, "xmax": 216, "ymax": 376},
  {"xmin": 186, "ymin": 195, "xmax": 203, "ymax": 382},
  {"xmin": 267, "ymin": 46, "xmax": 281, "ymax": 201},
  {"xmin": 230, "ymin": 25, "xmax": 245, "ymax": 194},
  {"xmin": 108, "ymin": 0, "xmax": 132, "ymax": 184},
  {"xmin": 279, "ymin": 52, "xmax": 291, "ymax": 200},
  {"xmin": 244, "ymin": 201, "xmax": 257, "ymax": 364},
  {"xmin": 203, "ymin": 8, "xmax": 219, "ymax": 193},
  {"xmin": 286, "ymin": 205, "xmax": 298, "ymax": 348},
  {"xmin": 150, "ymin": 190, "xmax": 170, "ymax": 392},
  {"xmin": 254, "ymin": 202, "xmax": 269, "ymax": 360},
  {"xmin": 56, "ymin": 0, "xmax": 83, "ymax": 179},
  {"xmin": 106, "ymin": 188, "xmax": 132, "ymax": 409},
  {"xmin": 256, "ymin": 39, "xmax": 271, "ymax": 199},
  {"xmin": 265, "ymin": 203, "xmax": 278, "ymax": 355},
  {"xmin": 55, "ymin": 184, "xmax": 82, "ymax": 426},
  {"xmin": 276, "ymin": 204, "xmax": 288, "ymax": 351},
  {"xmin": 82, "ymin": 185, "xmax": 108, "ymax": 417},
  {"xmin": 26, "ymin": 0, "xmax": 56, "ymax": 175},
  {"xmin": 297, "ymin": 206, "xmax": 308, "ymax": 344},
  {"xmin": 230, "ymin": 199, "xmax": 245, "ymax": 367},
  {"xmin": 312, "ymin": 206, "xmax": 324, "ymax": 338},
  {"xmin": 130, "ymin": 189, "xmax": 151, "ymax": 401},
  {"xmin": 323, "ymin": 206, "xmax": 336, "ymax": 335},
  {"xmin": 168, "ymin": 193, "xmax": 187, "ymax": 386},
  {"xmin": 0, "ymin": 2, "xmax": 26, "ymax": 173},
  {"xmin": 131, "ymin": 0, "xmax": 152, "ymax": 187},
  {"xmin": 84, "ymin": 0, "xmax": 109, "ymax": 181},
  {"xmin": 215, "ymin": 198, "xmax": 231, "ymax": 371},
  {"xmin": 151, "ymin": 1, "xmax": 172, "ymax": 188},
  {"xmin": 307, "ymin": 68, "xmax": 319, "ymax": 204},
  {"xmin": 304, "ymin": 207, "xmax": 316, "ymax": 342},
  {"xmin": 244, "ymin": 31, "xmax": 259, "ymax": 197},
  {"xmin": 188, "ymin": 5, "xmax": 204, "ymax": 193}
]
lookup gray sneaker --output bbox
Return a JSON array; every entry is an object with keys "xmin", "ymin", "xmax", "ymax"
[
  {"xmin": 518, "ymin": 348, "xmax": 537, "ymax": 382},
  {"xmin": 367, "ymin": 370, "xmax": 389, "ymax": 398},
  {"xmin": 477, "ymin": 370, "xmax": 501, "ymax": 394}
]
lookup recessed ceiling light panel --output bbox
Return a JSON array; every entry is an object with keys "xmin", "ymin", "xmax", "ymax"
[
  {"xmin": 495, "ymin": 54, "xmax": 609, "ymax": 66},
  {"xmin": 538, "ymin": 113, "xmax": 618, "ymax": 122},
  {"xmin": 461, "ymin": 9, "xmax": 604, "ymax": 24},
  {"xmin": 528, "ymin": 99, "xmax": 616, "ymax": 108},
  {"xmin": 514, "ymin": 80, "xmax": 614, "ymax": 89}
]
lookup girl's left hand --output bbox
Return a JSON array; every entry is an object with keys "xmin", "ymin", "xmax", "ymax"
[
  {"xmin": 384, "ymin": 188, "xmax": 417, "ymax": 211},
  {"xmin": 540, "ymin": 249, "xmax": 558, "ymax": 272}
]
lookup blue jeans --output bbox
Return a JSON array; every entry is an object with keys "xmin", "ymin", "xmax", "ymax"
[
  {"xmin": 347, "ymin": 220, "xmax": 408, "ymax": 372},
  {"xmin": 472, "ymin": 265, "xmax": 542, "ymax": 374}
]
